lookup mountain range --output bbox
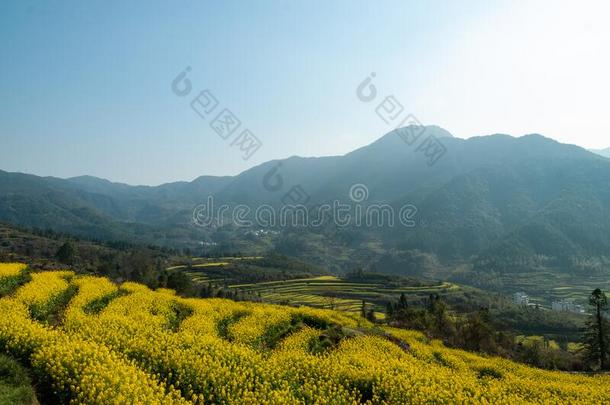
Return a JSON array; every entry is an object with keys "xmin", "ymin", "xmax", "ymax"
[{"xmin": 2, "ymin": 125, "xmax": 610, "ymax": 288}]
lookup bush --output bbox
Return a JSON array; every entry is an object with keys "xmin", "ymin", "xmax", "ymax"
[{"xmin": 477, "ymin": 367, "xmax": 503, "ymax": 380}]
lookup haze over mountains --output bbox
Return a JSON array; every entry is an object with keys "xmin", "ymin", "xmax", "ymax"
[
  {"xmin": 591, "ymin": 147, "xmax": 610, "ymax": 158},
  {"xmin": 2, "ymin": 125, "xmax": 610, "ymax": 283}
]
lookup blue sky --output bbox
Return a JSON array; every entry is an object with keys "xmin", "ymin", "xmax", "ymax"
[{"xmin": 1, "ymin": 0, "xmax": 609, "ymax": 185}]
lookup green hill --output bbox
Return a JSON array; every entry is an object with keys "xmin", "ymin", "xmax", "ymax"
[{"xmin": 2, "ymin": 127, "xmax": 610, "ymax": 299}]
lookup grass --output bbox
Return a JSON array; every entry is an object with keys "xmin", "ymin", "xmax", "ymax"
[
  {"xmin": 193, "ymin": 262, "xmax": 230, "ymax": 267},
  {"xmin": 0, "ymin": 355, "xmax": 37, "ymax": 405},
  {"xmin": 0, "ymin": 273, "xmax": 30, "ymax": 299},
  {"xmin": 41, "ymin": 284, "xmax": 79, "ymax": 327},
  {"xmin": 83, "ymin": 289, "xmax": 130, "ymax": 315},
  {"xmin": 194, "ymin": 256, "xmax": 263, "ymax": 261},
  {"xmin": 164, "ymin": 257, "xmax": 266, "ymax": 271}
]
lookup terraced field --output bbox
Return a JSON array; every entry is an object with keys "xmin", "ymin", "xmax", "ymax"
[
  {"xmin": 230, "ymin": 277, "xmax": 459, "ymax": 314},
  {"xmin": 233, "ymin": 276, "xmax": 366, "ymax": 312},
  {"xmin": 180, "ymin": 258, "xmax": 462, "ymax": 316},
  {"xmin": 2, "ymin": 262, "xmax": 609, "ymax": 404},
  {"xmin": 493, "ymin": 271, "xmax": 610, "ymax": 306}
]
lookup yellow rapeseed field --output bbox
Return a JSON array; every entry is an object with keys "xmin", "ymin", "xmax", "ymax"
[
  {"xmin": 0, "ymin": 262, "xmax": 27, "ymax": 278},
  {"xmin": 0, "ymin": 262, "xmax": 609, "ymax": 404}
]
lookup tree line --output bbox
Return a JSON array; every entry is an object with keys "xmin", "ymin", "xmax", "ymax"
[{"xmin": 384, "ymin": 289, "xmax": 609, "ymax": 372}]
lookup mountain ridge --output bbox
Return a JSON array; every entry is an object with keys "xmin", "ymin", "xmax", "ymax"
[
  {"xmin": 2, "ymin": 126, "xmax": 609, "ymax": 285},
  {"xmin": 590, "ymin": 147, "xmax": 610, "ymax": 158},
  {"xmin": 6, "ymin": 127, "xmax": 597, "ymax": 188}
]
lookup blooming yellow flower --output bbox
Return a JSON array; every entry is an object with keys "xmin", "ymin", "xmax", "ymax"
[{"xmin": 0, "ymin": 263, "xmax": 608, "ymax": 404}]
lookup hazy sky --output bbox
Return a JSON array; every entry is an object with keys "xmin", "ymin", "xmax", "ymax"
[{"xmin": 1, "ymin": 0, "xmax": 609, "ymax": 185}]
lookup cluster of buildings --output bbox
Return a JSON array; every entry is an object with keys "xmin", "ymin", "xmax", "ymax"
[
  {"xmin": 513, "ymin": 292, "xmax": 530, "ymax": 306},
  {"xmin": 551, "ymin": 299, "xmax": 586, "ymax": 314},
  {"xmin": 512, "ymin": 291, "xmax": 587, "ymax": 314},
  {"xmin": 244, "ymin": 229, "xmax": 280, "ymax": 237}
]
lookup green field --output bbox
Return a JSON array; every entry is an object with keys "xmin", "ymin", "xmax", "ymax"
[
  {"xmin": 228, "ymin": 276, "xmax": 459, "ymax": 315},
  {"xmin": 179, "ymin": 258, "xmax": 463, "ymax": 316},
  {"xmin": 490, "ymin": 271, "xmax": 610, "ymax": 306},
  {"xmin": 176, "ymin": 256, "xmax": 608, "ymax": 321}
]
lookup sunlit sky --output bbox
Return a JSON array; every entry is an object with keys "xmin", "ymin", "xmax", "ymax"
[{"xmin": 1, "ymin": 0, "xmax": 609, "ymax": 185}]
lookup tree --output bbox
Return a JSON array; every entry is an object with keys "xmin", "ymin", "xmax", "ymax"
[
  {"xmin": 461, "ymin": 308, "xmax": 495, "ymax": 353},
  {"xmin": 55, "ymin": 242, "xmax": 76, "ymax": 265},
  {"xmin": 366, "ymin": 308, "xmax": 377, "ymax": 323},
  {"xmin": 582, "ymin": 288, "xmax": 609, "ymax": 370},
  {"xmin": 427, "ymin": 294, "xmax": 453, "ymax": 338},
  {"xmin": 120, "ymin": 251, "xmax": 157, "ymax": 288},
  {"xmin": 385, "ymin": 301, "xmax": 394, "ymax": 317},
  {"xmin": 398, "ymin": 293, "xmax": 408, "ymax": 311},
  {"xmin": 167, "ymin": 270, "xmax": 193, "ymax": 294}
]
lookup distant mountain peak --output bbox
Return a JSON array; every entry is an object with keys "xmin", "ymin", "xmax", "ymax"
[
  {"xmin": 519, "ymin": 133, "xmax": 559, "ymax": 142},
  {"xmin": 357, "ymin": 125, "xmax": 454, "ymax": 153},
  {"xmin": 392, "ymin": 124, "xmax": 454, "ymax": 139},
  {"xmin": 68, "ymin": 175, "xmax": 116, "ymax": 185}
]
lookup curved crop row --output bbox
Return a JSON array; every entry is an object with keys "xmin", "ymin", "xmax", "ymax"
[
  {"xmin": 1, "ymin": 265, "xmax": 609, "ymax": 404},
  {"xmin": 13, "ymin": 271, "xmax": 74, "ymax": 320},
  {"xmin": 0, "ymin": 298, "xmax": 187, "ymax": 404},
  {"xmin": 0, "ymin": 263, "xmax": 27, "ymax": 279}
]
